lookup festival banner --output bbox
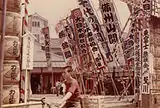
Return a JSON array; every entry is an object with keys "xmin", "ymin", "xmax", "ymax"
[
  {"xmin": 133, "ymin": 0, "xmax": 152, "ymax": 96},
  {"xmin": 84, "ymin": 21, "xmax": 105, "ymax": 70},
  {"xmin": 99, "ymin": 0, "xmax": 125, "ymax": 68},
  {"xmin": 142, "ymin": 28, "xmax": 150, "ymax": 94},
  {"xmin": 141, "ymin": 0, "xmax": 152, "ymax": 94},
  {"xmin": 134, "ymin": 15, "xmax": 142, "ymax": 100},
  {"xmin": 42, "ymin": 27, "xmax": 52, "ymax": 70},
  {"xmin": 123, "ymin": 20, "xmax": 135, "ymax": 70},
  {"xmin": 61, "ymin": 38, "xmax": 72, "ymax": 60},
  {"xmin": 77, "ymin": 0, "xmax": 113, "ymax": 63},
  {"xmin": 22, "ymin": 32, "xmax": 35, "ymax": 70},
  {"xmin": 64, "ymin": 18, "xmax": 77, "ymax": 56},
  {"xmin": 55, "ymin": 19, "xmax": 73, "ymax": 64},
  {"xmin": 71, "ymin": 8, "xmax": 90, "ymax": 68},
  {"xmin": 142, "ymin": 0, "xmax": 152, "ymax": 15}
]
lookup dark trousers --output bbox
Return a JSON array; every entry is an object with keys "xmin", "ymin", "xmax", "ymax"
[{"xmin": 63, "ymin": 101, "xmax": 81, "ymax": 108}]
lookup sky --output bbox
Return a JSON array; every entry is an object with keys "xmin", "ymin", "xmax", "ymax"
[{"xmin": 27, "ymin": 0, "xmax": 130, "ymax": 38}]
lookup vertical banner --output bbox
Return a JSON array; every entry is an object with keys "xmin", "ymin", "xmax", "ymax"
[
  {"xmin": 55, "ymin": 19, "xmax": 73, "ymax": 65},
  {"xmin": 123, "ymin": 21, "xmax": 135, "ymax": 70},
  {"xmin": 77, "ymin": 0, "xmax": 113, "ymax": 63},
  {"xmin": 83, "ymin": 21, "xmax": 105, "ymax": 70},
  {"xmin": 64, "ymin": 18, "xmax": 75, "ymax": 44},
  {"xmin": 142, "ymin": 28, "xmax": 150, "ymax": 94},
  {"xmin": 71, "ymin": 8, "xmax": 90, "ymax": 68},
  {"xmin": 42, "ymin": 27, "xmax": 52, "ymax": 70},
  {"xmin": 63, "ymin": 19, "xmax": 79, "ymax": 69},
  {"xmin": 99, "ymin": 0, "xmax": 125, "ymax": 67},
  {"xmin": 141, "ymin": 0, "xmax": 152, "ymax": 94},
  {"xmin": 22, "ymin": 33, "xmax": 35, "ymax": 70},
  {"xmin": 61, "ymin": 38, "xmax": 73, "ymax": 62},
  {"xmin": 134, "ymin": 13, "xmax": 142, "ymax": 100}
]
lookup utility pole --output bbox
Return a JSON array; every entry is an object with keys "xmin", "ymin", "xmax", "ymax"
[{"xmin": 0, "ymin": 0, "xmax": 7, "ymax": 107}]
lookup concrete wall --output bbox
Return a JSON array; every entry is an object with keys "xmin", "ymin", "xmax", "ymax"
[{"xmin": 81, "ymin": 96, "xmax": 136, "ymax": 108}]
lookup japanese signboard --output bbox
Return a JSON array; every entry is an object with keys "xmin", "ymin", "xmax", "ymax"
[
  {"xmin": 78, "ymin": 0, "xmax": 112, "ymax": 63},
  {"xmin": 84, "ymin": 22, "xmax": 105, "ymax": 70},
  {"xmin": 142, "ymin": 0, "xmax": 152, "ymax": 15},
  {"xmin": 42, "ymin": 27, "xmax": 52, "ymax": 70},
  {"xmin": 71, "ymin": 8, "xmax": 90, "ymax": 68},
  {"xmin": 141, "ymin": 0, "xmax": 152, "ymax": 94},
  {"xmin": 22, "ymin": 32, "xmax": 35, "ymax": 70},
  {"xmin": 56, "ymin": 19, "xmax": 73, "ymax": 64},
  {"xmin": 134, "ymin": 9, "xmax": 143, "ymax": 100},
  {"xmin": 99, "ymin": 0, "xmax": 125, "ymax": 67},
  {"xmin": 142, "ymin": 28, "xmax": 150, "ymax": 94},
  {"xmin": 123, "ymin": 21, "xmax": 135, "ymax": 69},
  {"xmin": 61, "ymin": 38, "xmax": 72, "ymax": 59},
  {"xmin": 64, "ymin": 18, "xmax": 77, "ymax": 56}
]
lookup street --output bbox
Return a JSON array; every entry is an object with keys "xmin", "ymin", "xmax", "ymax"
[{"xmin": 28, "ymin": 94, "xmax": 62, "ymax": 108}]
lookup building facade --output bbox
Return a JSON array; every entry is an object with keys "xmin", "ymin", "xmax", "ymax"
[
  {"xmin": 28, "ymin": 13, "xmax": 48, "ymax": 45},
  {"xmin": 28, "ymin": 13, "xmax": 65, "ymax": 94},
  {"xmin": 31, "ymin": 41, "xmax": 65, "ymax": 94}
]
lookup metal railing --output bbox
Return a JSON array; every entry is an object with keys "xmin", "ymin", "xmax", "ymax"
[
  {"xmin": 2, "ymin": 102, "xmax": 42, "ymax": 108},
  {"xmin": 2, "ymin": 97, "xmax": 47, "ymax": 108},
  {"xmin": 2, "ymin": 97, "xmax": 65, "ymax": 108}
]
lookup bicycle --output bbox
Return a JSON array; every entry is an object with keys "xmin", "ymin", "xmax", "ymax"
[
  {"xmin": 28, "ymin": 97, "xmax": 66, "ymax": 108},
  {"xmin": 28, "ymin": 97, "xmax": 47, "ymax": 108},
  {"xmin": 47, "ymin": 101, "xmax": 66, "ymax": 108}
]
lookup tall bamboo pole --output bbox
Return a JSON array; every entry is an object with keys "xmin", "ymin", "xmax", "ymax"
[{"xmin": 0, "ymin": 0, "xmax": 7, "ymax": 107}]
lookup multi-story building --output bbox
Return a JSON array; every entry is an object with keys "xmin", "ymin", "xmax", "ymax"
[
  {"xmin": 27, "ymin": 13, "xmax": 65, "ymax": 94},
  {"xmin": 31, "ymin": 40, "xmax": 65, "ymax": 94},
  {"xmin": 28, "ymin": 12, "xmax": 48, "ymax": 45}
]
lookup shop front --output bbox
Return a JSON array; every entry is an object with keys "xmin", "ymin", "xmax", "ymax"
[{"xmin": 31, "ymin": 67, "xmax": 63, "ymax": 94}]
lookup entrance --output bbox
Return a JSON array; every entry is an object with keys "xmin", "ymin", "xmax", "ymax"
[{"xmin": 31, "ymin": 74, "xmax": 40, "ymax": 94}]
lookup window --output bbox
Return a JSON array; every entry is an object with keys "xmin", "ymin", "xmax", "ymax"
[
  {"xmin": 32, "ymin": 22, "xmax": 34, "ymax": 26},
  {"xmin": 35, "ymin": 22, "xmax": 37, "ymax": 27},
  {"xmin": 32, "ymin": 21, "xmax": 37, "ymax": 27},
  {"xmin": 32, "ymin": 21, "xmax": 40, "ymax": 27},
  {"xmin": 38, "ymin": 22, "xmax": 40, "ymax": 27}
]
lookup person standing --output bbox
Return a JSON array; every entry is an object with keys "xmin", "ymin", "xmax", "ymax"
[
  {"xmin": 54, "ymin": 65, "xmax": 81, "ymax": 108},
  {"xmin": 56, "ymin": 81, "xmax": 61, "ymax": 96},
  {"xmin": 60, "ymin": 82, "xmax": 66, "ymax": 96},
  {"xmin": 48, "ymin": 82, "xmax": 52, "ymax": 94}
]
